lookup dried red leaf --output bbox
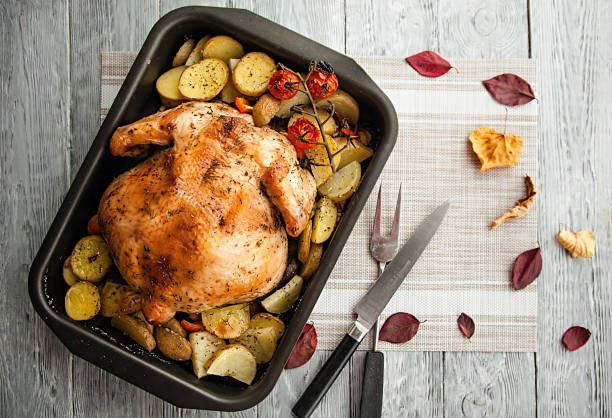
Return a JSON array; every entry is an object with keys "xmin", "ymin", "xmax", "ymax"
[
  {"xmin": 562, "ymin": 326, "xmax": 591, "ymax": 351},
  {"xmin": 405, "ymin": 51, "xmax": 453, "ymax": 78},
  {"xmin": 379, "ymin": 313, "xmax": 421, "ymax": 344},
  {"xmin": 457, "ymin": 313, "xmax": 475, "ymax": 339},
  {"xmin": 482, "ymin": 73, "xmax": 536, "ymax": 106},
  {"xmin": 285, "ymin": 323, "xmax": 317, "ymax": 369},
  {"xmin": 512, "ymin": 247, "xmax": 542, "ymax": 290}
]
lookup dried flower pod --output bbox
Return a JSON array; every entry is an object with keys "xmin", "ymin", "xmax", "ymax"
[
  {"xmin": 557, "ymin": 230, "xmax": 595, "ymax": 258},
  {"xmin": 562, "ymin": 326, "xmax": 591, "ymax": 351},
  {"xmin": 469, "ymin": 127, "xmax": 523, "ymax": 172},
  {"xmin": 491, "ymin": 175, "xmax": 537, "ymax": 229}
]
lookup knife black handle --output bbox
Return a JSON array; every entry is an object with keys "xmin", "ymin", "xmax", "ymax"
[
  {"xmin": 359, "ymin": 350, "xmax": 384, "ymax": 418},
  {"xmin": 292, "ymin": 333, "xmax": 361, "ymax": 418}
]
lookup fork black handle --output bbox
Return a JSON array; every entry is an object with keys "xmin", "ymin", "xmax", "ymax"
[{"xmin": 359, "ymin": 350, "xmax": 384, "ymax": 418}]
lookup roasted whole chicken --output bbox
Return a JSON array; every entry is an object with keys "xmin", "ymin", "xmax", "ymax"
[{"xmin": 98, "ymin": 102, "xmax": 316, "ymax": 324}]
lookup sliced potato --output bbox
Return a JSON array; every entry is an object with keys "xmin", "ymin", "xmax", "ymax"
[
  {"xmin": 185, "ymin": 35, "xmax": 211, "ymax": 66},
  {"xmin": 318, "ymin": 160, "xmax": 362, "ymax": 203},
  {"xmin": 179, "ymin": 58, "xmax": 229, "ymax": 100},
  {"xmin": 70, "ymin": 235, "xmax": 112, "ymax": 282},
  {"xmin": 311, "ymin": 197, "xmax": 338, "ymax": 243},
  {"xmin": 250, "ymin": 313, "xmax": 286, "ymax": 339},
  {"xmin": 63, "ymin": 257, "xmax": 80, "ymax": 286},
  {"xmin": 65, "ymin": 281, "xmax": 100, "ymax": 321},
  {"xmin": 111, "ymin": 314, "xmax": 156, "ymax": 352},
  {"xmin": 205, "ymin": 344, "xmax": 257, "ymax": 385},
  {"xmin": 252, "ymin": 93, "xmax": 280, "ymax": 126},
  {"xmin": 316, "ymin": 89, "xmax": 360, "ymax": 124},
  {"xmin": 299, "ymin": 243, "xmax": 323, "ymax": 279},
  {"xmin": 190, "ymin": 331, "xmax": 226, "ymax": 378},
  {"xmin": 162, "ymin": 317, "xmax": 187, "ymax": 338},
  {"xmin": 334, "ymin": 137, "xmax": 374, "ymax": 169},
  {"xmin": 155, "ymin": 326, "xmax": 192, "ymax": 361},
  {"xmin": 231, "ymin": 326, "xmax": 278, "ymax": 364},
  {"xmin": 202, "ymin": 35, "xmax": 244, "ymax": 64},
  {"xmin": 297, "ymin": 220, "xmax": 312, "ymax": 264},
  {"xmin": 219, "ymin": 79, "xmax": 247, "ymax": 103},
  {"xmin": 100, "ymin": 281, "xmax": 142, "ymax": 317},
  {"xmin": 276, "ymin": 91, "xmax": 309, "ymax": 118},
  {"xmin": 172, "ymin": 38, "xmax": 196, "ymax": 67},
  {"xmin": 132, "ymin": 310, "xmax": 154, "ymax": 334},
  {"xmin": 232, "ymin": 52, "xmax": 276, "ymax": 96},
  {"xmin": 261, "ymin": 275, "xmax": 303, "ymax": 314},
  {"xmin": 156, "ymin": 65, "xmax": 187, "ymax": 102},
  {"xmin": 201, "ymin": 303, "xmax": 250, "ymax": 339}
]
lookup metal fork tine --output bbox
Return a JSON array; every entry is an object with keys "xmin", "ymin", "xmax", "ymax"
[
  {"xmin": 372, "ymin": 184, "xmax": 383, "ymax": 239},
  {"xmin": 390, "ymin": 183, "xmax": 402, "ymax": 240}
]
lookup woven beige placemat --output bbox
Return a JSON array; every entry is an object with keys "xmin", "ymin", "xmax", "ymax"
[{"xmin": 101, "ymin": 52, "xmax": 537, "ymax": 352}]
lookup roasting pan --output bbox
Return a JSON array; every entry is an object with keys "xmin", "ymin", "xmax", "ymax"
[{"xmin": 28, "ymin": 6, "xmax": 397, "ymax": 411}]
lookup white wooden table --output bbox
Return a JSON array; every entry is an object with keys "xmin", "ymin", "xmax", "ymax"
[{"xmin": 2, "ymin": 1, "xmax": 610, "ymax": 416}]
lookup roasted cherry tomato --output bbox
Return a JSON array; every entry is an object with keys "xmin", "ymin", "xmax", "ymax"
[
  {"xmin": 306, "ymin": 61, "xmax": 338, "ymax": 100},
  {"xmin": 234, "ymin": 97, "xmax": 253, "ymax": 114},
  {"xmin": 268, "ymin": 70, "xmax": 300, "ymax": 100},
  {"xmin": 288, "ymin": 117, "xmax": 319, "ymax": 158},
  {"xmin": 180, "ymin": 319, "xmax": 204, "ymax": 332}
]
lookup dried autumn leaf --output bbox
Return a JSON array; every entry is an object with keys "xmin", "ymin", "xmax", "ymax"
[
  {"xmin": 512, "ymin": 247, "xmax": 542, "ymax": 290},
  {"xmin": 285, "ymin": 323, "xmax": 317, "ymax": 369},
  {"xmin": 491, "ymin": 175, "xmax": 537, "ymax": 229},
  {"xmin": 482, "ymin": 73, "xmax": 536, "ymax": 106},
  {"xmin": 379, "ymin": 313, "xmax": 421, "ymax": 344},
  {"xmin": 405, "ymin": 51, "xmax": 453, "ymax": 78},
  {"xmin": 457, "ymin": 313, "xmax": 475, "ymax": 339},
  {"xmin": 562, "ymin": 326, "xmax": 591, "ymax": 351},
  {"xmin": 469, "ymin": 127, "xmax": 523, "ymax": 172},
  {"xmin": 557, "ymin": 230, "xmax": 595, "ymax": 258}
]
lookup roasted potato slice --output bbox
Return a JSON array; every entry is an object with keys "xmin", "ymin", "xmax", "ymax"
[
  {"xmin": 178, "ymin": 58, "xmax": 229, "ymax": 101},
  {"xmin": 70, "ymin": 235, "xmax": 112, "ymax": 282},
  {"xmin": 297, "ymin": 220, "xmax": 312, "ymax": 264},
  {"xmin": 311, "ymin": 197, "xmax": 338, "ymax": 243},
  {"xmin": 316, "ymin": 89, "xmax": 360, "ymax": 124},
  {"xmin": 250, "ymin": 313, "xmax": 285, "ymax": 339},
  {"xmin": 111, "ymin": 314, "xmax": 156, "ymax": 352},
  {"xmin": 155, "ymin": 326, "xmax": 192, "ymax": 361},
  {"xmin": 202, "ymin": 35, "xmax": 244, "ymax": 64},
  {"xmin": 276, "ymin": 91, "xmax": 309, "ymax": 118},
  {"xmin": 219, "ymin": 79, "xmax": 247, "ymax": 104},
  {"xmin": 299, "ymin": 243, "xmax": 323, "ymax": 279},
  {"xmin": 318, "ymin": 160, "xmax": 362, "ymax": 203},
  {"xmin": 334, "ymin": 137, "xmax": 374, "ymax": 169},
  {"xmin": 190, "ymin": 331, "xmax": 226, "ymax": 378},
  {"xmin": 185, "ymin": 35, "xmax": 211, "ymax": 66},
  {"xmin": 172, "ymin": 38, "xmax": 196, "ymax": 67},
  {"xmin": 156, "ymin": 65, "xmax": 187, "ymax": 103},
  {"xmin": 205, "ymin": 344, "xmax": 257, "ymax": 385},
  {"xmin": 132, "ymin": 310, "xmax": 154, "ymax": 334},
  {"xmin": 65, "ymin": 281, "xmax": 100, "ymax": 321},
  {"xmin": 261, "ymin": 275, "xmax": 303, "ymax": 314},
  {"xmin": 100, "ymin": 281, "xmax": 142, "ymax": 317},
  {"xmin": 62, "ymin": 257, "xmax": 80, "ymax": 286},
  {"xmin": 231, "ymin": 326, "xmax": 278, "ymax": 364},
  {"xmin": 161, "ymin": 317, "xmax": 187, "ymax": 338},
  {"xmin": 252, "ymin": 93, "xmax": 281, "ymax": 127},
  {"xmin": 232, "ymin": 52, "xmax": 276, "ymax": 96},
  {"xmin": 201, "ymin": 303, "xmax": 250, "ymax": 339}
]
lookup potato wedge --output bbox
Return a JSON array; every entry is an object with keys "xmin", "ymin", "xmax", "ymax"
[
  {"xmin": 185, "ymin": 35, "xmax": 211, "ymax": 66},
  {"xmin": 297, "ymin": 220, "xmax": 312, "ymax": 264},
  {"xmin": 252, "ymin": 93, "xmax": 281, "ymax": 127},
  {"xmin": 219, "ymin": 79, "xmax": 247, "ymax": 103},
  {"xmin": 316, "ymin": 89, "xmax": 359, "ymax": 124},
  {"xmin": 232, "ymin": 52, "xmax": 276, "ymax": 96},
  {"xmin": 202, "ymin": 35, "xmax": 244, "ymax": 65},
  {"xmin": 276, "ymin": 91, "xmax": 309, "ymax": 118},
  {"xmin": 155, "ymin": 326, "xmax": 192, "ymax": 361},
  {"xmin": 100, "ymin": 281, "xmax": 142, "ymax": 317},
  {"xmin": 231, "ymin": 326, "xmax": 278, "ymax": 364},
  {"xmin": 179, "ymin": 58, "xmax": 229, "ymax": 100},
  {"xmin": 132, "ymin": 310, "xmax": 154, "ymax": 334},
  {"xmin": 201, "ymin": 303, "xmax": 250, "ymax": 339},
  {"xmin": 156, "ymin": 65, "xmax": 187, "ymax": 102},
  {"xmin": 318, "ymin": 160, "xmax": 362, "ymax": 203},
  {"xmin": 162, "ymin": 317, "xmax": 187, "ymax": 338},
  {"xmin": 190, "ymin": 331, "xmax": 226, "ymax": 378},
  {"xmin": 70, "ymin": 235, "xmax": 112, "ymax": 282},
  {"xmin": 62, "ymin": 257, "xmax": 80, "ymax": 286},
  {"xmin": 111, "ymin": 314, "xmax": 156, "ymax": 352},
  {"xmin": 65, "ymin": 281, "xmax": 100, "ymax": 321},
  {"xmin": 299, "ymin": 243, "xmax": 323, "ymax": 279},
  {"xmin": 334, "ymin": 137, "xmax": 374, "ymax": 169},
  {"xmin": 250, "ymin": 313, "xmax": 285, "ymax": 339},
  {"xmin": 205, "ymin": 344, "xmax": 257, "ymax": 385},
  {"xmin": 172, "ymin": 38, "xmax": 196, "ymax": 67},
  {"xmin": 261, "ymin": 275, "xmax": 303, "ymax": 314},
  {"xmin": 311, "ymin": 197, "xmax": 337, "ymax": 243}
]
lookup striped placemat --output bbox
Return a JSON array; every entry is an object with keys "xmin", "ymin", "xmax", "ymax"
[{"xmin": 101, "ymin": 52, "xmax": 537, "ymax": 352}]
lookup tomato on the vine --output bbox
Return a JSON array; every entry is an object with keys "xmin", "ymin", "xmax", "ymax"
[
  {"xmin": 306, "ymin": 61, "xmax": 338, "ymax": 100},
  {"xmin": 288, "ymin": 117, "xmax": 319, "ymax": 158},
  {"xmin": 268, "ymin": 70, "xmax": 300, "ymax": 100}
]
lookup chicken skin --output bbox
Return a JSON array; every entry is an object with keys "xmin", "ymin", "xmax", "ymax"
[{"xmin": 98, "ymin": 102, "xmax": 316, "ymax": 324}]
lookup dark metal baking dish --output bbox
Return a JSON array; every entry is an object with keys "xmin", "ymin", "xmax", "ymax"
[{"xmin": 28, "ymin": 6, "xmax": 397, "ymax": 411}]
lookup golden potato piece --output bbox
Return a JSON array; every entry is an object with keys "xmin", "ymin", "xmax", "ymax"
[
  {"xmin": 201, "ymin": 303, "xmax": 250, "ymax": 339},
  {"xmin": 276, "ymin": 91, "xmax": 310, "ymax": 118},
  {"xmin": 334, "ymin": 137, "xmax": 373, "ymax": 169},
  {"xmin": 252, "ymin": 93, "xmax": 281, "ymax": 127},
  {"xmin": 172, "ymin": 39, "xmax": 196, "ymax": 67},
  {"xmin": 111, "ymin": 314, "xmax": 156, "ymax": 352},
  {"xmin": 70, "ymin": 235, "xmax": 112, "ymax": 282},
  {"xmin": 311, "ymin": 197, "xmax": 338, "ymax": 243},
  {"xmin": 297, "ymin": 220, "xmax": 312, "ymax": 264},
  {"xmin": 317, "ymin": 89, "xmax": 359, "ymax": 124},
  {"xmin": 231, "ymin": 326, "xmax": 278, "ymax": 364},
  {"xmin": 65, "ymin": 281, "xmax": 100, "ymax": 321},
  {"xmin": 179, "ymin": 58, "xmax": 229, "ymax": 101},
  {"xmin": 62, "ymin": 257, "xmax": 79, "ymax": 286},
  {"xmin": 100, "ymin": 281, "xmax": 142, "ymax": 317},
  {"xmin": 249, "ymin": 313, "xmax": 285, "ymax": 340},
  {"xmin": 219, "ymin": 79, "xmax": 247, "ymax": 104},
  {"xmin": 132, "ymin": 310, "xmax": 154, "ymax": 333},
  {"xmin": 156, "ymin": 65, "xmax": 186, "ymax": 102},
  {"xmin": 185, "ymin": 35, "xmax": 211, "ymax": 66},
  {"xmin": 205, "ymin": 344, "xmax": 257, "ymax": 385},
  {"xmin": 232, "ymin": 52, "xmax": 276, "ymax": 96},
  {"xmin": 318, "ymin": 160, "xmax": 362, "ymax": 203},
  {"xmin": 190, "ymin": 331, "xmax": 226, "ymax": 378},
  {"xmin": 202, "ymin": 35, "xmax": 244, "ymax": 64},
  {"xmin": 261, "ymin": 275, "xmax": 303, "ymax": 314},
  {"xmin": 155, "ymin": 326, "xmax": 192, "ymax": 361},
  {"xmin": 299, "ymin": 243, "xmax": 323, "ymax": 279},
  {"xmin": 161, "ymin": 317, "xmax": 187, "ymax": 338}
]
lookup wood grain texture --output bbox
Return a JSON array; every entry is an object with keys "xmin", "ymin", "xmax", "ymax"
[{"xmin": 531, "ymin": 1, "xmax": 612, "ymax": 416}]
